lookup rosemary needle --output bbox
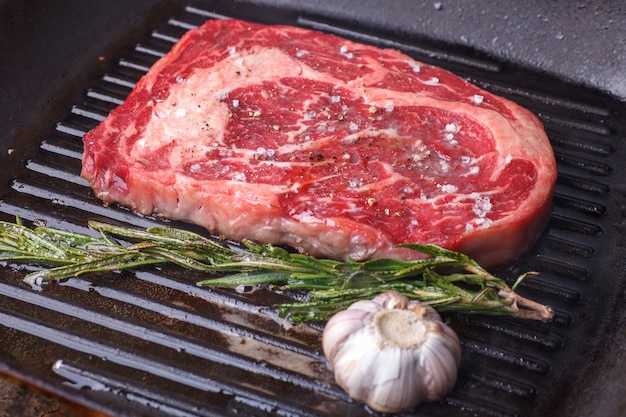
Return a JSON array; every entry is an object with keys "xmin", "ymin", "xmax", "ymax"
[{"xmin": 0, "ymin": 218, "xmax": 554, "ymax": 323}]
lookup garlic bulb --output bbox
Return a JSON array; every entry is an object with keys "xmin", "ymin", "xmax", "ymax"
[{"xmin": 322, "ymin": 292, "xmax": 462, "ymax": 413}]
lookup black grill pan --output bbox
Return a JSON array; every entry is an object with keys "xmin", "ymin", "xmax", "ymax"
[{"xmin": 1, "ymin": 1, "xmax": 626, "ymax": 416}]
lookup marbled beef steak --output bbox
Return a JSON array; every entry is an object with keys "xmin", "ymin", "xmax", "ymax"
[{"xmin": 81, "ymin": 19, "xmax": 557, "ymax": 267}]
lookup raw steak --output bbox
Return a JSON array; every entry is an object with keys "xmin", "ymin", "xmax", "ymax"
[{"xmin": 81, "ymin": 19, "xmax": 557, "ymax": 267}]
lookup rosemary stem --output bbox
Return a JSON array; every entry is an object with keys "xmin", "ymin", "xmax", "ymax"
[
  {"xmin": 498, "ymin": 289, "xmax": 554, "ymax": 322},
  {"xmin": 0, "ymin": 218, "xmax": 554, "ymax": 323}
]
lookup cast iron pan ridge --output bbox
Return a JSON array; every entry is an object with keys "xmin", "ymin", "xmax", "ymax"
[{"xmin": 0, "ymin": 1, "xmax": 625, "ymax": 416}]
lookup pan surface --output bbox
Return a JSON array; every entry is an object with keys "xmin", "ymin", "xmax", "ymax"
[{"xmin": 1, "ymin": 1, "xmax": 626, "ymax": 416}]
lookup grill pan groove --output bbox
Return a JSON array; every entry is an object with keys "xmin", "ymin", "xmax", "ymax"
[
  {"xmin": 471, "ymin": 82, "xmax": 612, "ymax": 118},
  {"xmin": 462, "ymin": 368, "xmax": 537, "ymax": 398},
  {"xmin": 554, "ymin": 154, "xmax": 612, "ymax": 176},
  {"xmin": 86, "ymin": 90, "xmax": 126, "ymax": 106},
  {"xmin": 1, "ymin": 2, "xmax": 625, "ymax": 416},
  {"xmin": 549, "ymin": 135, "xmax": 613, "ymax": 156},
  {"xmin": 52, "ymin": 360, "xmax": 233, "ymax": 417},
  {"xmin": 551, "ymin": 192, "xmax": 607, "ymax": 216},
  {"xmin": 459, "ymin": 340, "xmax": 550, "ymax": 374}
]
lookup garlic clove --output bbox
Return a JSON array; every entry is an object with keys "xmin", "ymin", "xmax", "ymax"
[
  {"xmin": 419, "ymin": 321, "xmax": 462, "ymax": 401},
  {"xmin": 321, "ymin": 303, "xmax": 375, "ymax": 362},
  {"xmin": 322, "ymin": 292, "xmax": 461, "ymax": 413}
]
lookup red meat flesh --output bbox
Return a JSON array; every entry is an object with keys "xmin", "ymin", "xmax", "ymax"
[{"xmin": 81, "ymin": 19, "xmax": 557, "ymax": 267}]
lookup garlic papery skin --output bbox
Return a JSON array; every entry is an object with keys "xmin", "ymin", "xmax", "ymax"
[{"xmin": 322, "ymin": 291, "xmax": 462, "ymax": 413}]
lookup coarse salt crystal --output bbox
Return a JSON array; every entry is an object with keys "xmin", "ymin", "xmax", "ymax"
[
  {"xmin": 441, "ymin": 184, "xmax": 458, "ymax": 193},
  {"xmin": 232, "ymin": 172, "xmax": 247, "ymax": 182},
  {"xmin": 472, "ymin": 196, "xmax": 492, "ymax": 218},
  {"xmin": 339, "ymin": 45, "xmax": 354, "ymax": 59},
  {"xmin": 445, "ymin": 123, "xmax": 460, "ymax": 133},
  {"xmin": 472, "ymin": 94, "xmax": 484, "ymax": 104}
]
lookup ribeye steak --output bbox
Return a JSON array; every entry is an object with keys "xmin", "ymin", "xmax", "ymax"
[{"xmin": 81, "ymin": 19, "xmax": 557, "ymax": 267}]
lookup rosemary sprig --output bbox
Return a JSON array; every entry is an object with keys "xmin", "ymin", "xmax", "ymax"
[{"xmin": 0, "ymin": 218, "xmax": 553, "ymax": 323}]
